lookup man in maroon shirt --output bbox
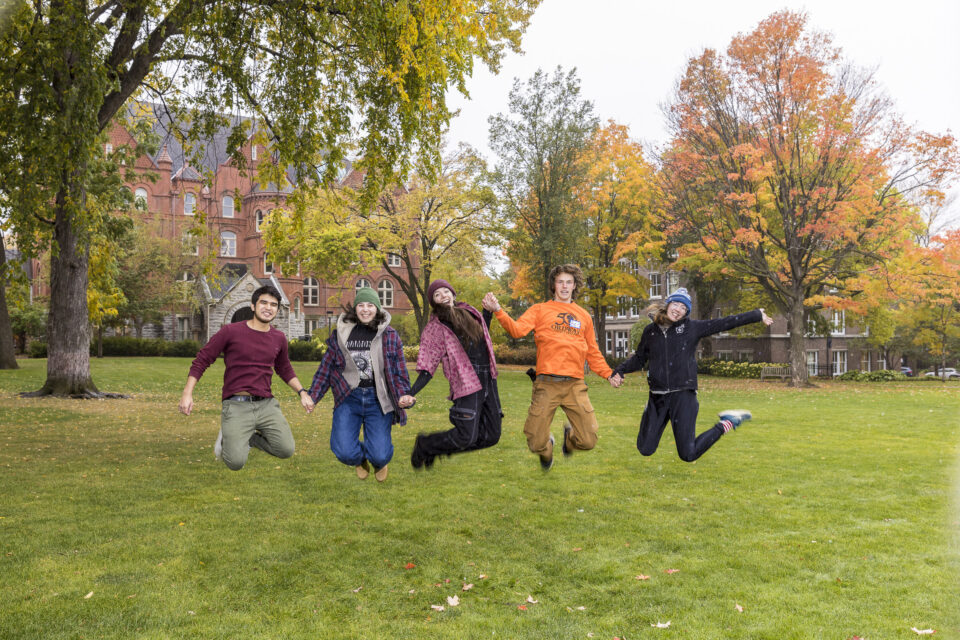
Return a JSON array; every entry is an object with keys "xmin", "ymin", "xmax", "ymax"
[{"xmin": 178, "ymin": 286, "xmax": 315, "ymax": 470}]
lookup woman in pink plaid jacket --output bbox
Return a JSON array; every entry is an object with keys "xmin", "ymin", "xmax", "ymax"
[{"xmin": 401, "ymin": 279, "xmax": 502, "ymax": 469}]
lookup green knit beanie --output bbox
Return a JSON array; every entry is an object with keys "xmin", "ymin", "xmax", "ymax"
[{"xmin": 354, "ymin": 286, "xmax": 381, "ymax": 310}]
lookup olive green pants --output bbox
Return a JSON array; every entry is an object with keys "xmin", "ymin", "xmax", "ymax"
[{"xmin": 220, "ymin": 397, "xmax": 295, "ymax": 470}]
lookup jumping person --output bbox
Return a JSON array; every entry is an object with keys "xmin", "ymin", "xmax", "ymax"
[
  {"xmin": 308, "ymin": 287, "xmax": 411, "ymax": 482},
  {"xmin": 610, "ymin": 287, "xmax": 773, "ymax": 462},
  {"xmin": 400, "ymin": 279, "xmax": 501, "ymax": 469},
  {"xmin": 482, "ymin": 264, "xmax": 619, "ymax": 471},
  {"xmin": 179, "ymin": 285, "xmax": 315, "ymax": 470}
]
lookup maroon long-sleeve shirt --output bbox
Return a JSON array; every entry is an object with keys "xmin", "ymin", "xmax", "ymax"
[{"xmin": 188, "ymin": 322, "xmax": 296, "ymax": 400}]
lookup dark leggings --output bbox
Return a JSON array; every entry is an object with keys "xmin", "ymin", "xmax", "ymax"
[
  {"xmin": 417, "ymin": 367, "xmax": 502, "ymax": 457},
  {"xmin": 637, "ymin": 390, "xmax": 724, "ymax": 462}
]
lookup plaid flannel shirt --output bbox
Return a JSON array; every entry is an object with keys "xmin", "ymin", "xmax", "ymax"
[{"xmin": 309, "ymin": 325, "xmax": 411, "ymax": 425}]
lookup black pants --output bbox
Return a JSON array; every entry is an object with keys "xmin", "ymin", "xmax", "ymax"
[
  {"xmin": 417, "ymin": 368, "xmax": 502, "ymax": 457},
  {"xmin": 637, "ymin": 390, "xmax": 724, "ymax": 462}
]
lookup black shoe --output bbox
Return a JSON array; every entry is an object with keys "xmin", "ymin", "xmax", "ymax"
[
  {"xmin": 539, "ymin": 435, "xmax": 555, "ymax": 471},
  {"xmin": 561, "ymin": 422, "xmax": 573, "ymax": 457},
  {"xmin": 411, "ymin": 436, "xmax": 435, "ymax": 470}
]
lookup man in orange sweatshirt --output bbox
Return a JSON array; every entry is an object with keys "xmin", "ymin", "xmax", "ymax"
[{"xmin": 482, "ymin": 264, "xmax": 620, "ymax": 471}]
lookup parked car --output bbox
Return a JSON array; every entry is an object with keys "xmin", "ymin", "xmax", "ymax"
[
  {"xmin": 899, "ymin": 366, "xmax": 914, "ymax": 377},
  {"xmin": 923, "ymin": 367, "xmax": 960, "ymax": 379}
]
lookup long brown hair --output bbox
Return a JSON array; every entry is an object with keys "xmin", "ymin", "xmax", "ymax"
[
  {"xmin": 645, "ymin": 303, "xmax": 671, "ymax": 327},
  {"xmin": 431, "ymin": 300, "xmax": 484, "ymax": 345}
]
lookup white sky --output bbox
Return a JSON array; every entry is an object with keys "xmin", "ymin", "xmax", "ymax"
[{"xmin": 447, "ymin": 0, "xmax": 960, "ymax": 160}]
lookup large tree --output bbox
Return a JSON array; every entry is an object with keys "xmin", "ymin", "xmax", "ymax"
[
  {"xmin": 0, "ymin": 231, "xmax": 18, "ymax": 369},
  {"xmin": 0, "ymin": 0, "xmax": 539, "ymax": 397},
  {"xmin": 575, "ymin": 122, "xmax": 661, "ymax": 352},
  {"xmin": 265, "ymin": 145, "xmax": 499, "ymax": 333},
  {"xmin": 489, "ymin": 66, "xmax": 598, "ymax": 300},
  {"xmin": 658, "ymin": 10, "xmax": 957, "ymax": 386}
]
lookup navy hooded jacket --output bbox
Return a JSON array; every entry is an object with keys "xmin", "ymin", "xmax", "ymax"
[{"xmin": 614, "ymin": 310, "xmax": 763, "ymax": 392}]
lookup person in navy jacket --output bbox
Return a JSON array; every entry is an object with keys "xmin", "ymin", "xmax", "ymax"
[{"xmin": 611, "ymin": 288, "xmax": 773, "ymax": 462}]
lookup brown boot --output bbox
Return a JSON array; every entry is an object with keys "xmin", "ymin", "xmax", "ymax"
[
  {"xmin": 355, "ymin": 460, "xmax": 370, "ymax": 480},
  {"xmin": 374, "ymin": 464, "xmax": 389, "ymax": 482}
]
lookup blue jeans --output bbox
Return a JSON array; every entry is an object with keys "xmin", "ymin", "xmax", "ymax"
[{"xmin": 331, "ymin": 386, "xmax": 394, "ymax": 469}]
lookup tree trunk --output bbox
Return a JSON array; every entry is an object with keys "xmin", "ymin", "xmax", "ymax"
[
  {"xmin": 23, "ymin": 191, "xmax": 123, "ymax": 398},
  {"xmin": 786, "ymin": 300, "xmax": 808, "ymax": 388},
  {"xmin": 0, "ymin": 233, "xmax": 19, "ymax": 369}
]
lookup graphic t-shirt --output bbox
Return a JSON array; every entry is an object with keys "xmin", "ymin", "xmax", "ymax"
[{"xmin": 346, "ymin": 323, "xmax": 377, "ymax": 385}]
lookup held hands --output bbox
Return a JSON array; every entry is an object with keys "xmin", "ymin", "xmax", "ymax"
[
  {"xmin": 300, "ymin": 393, "xmax": 316, "ymax": 414},
  {"xmin": 759, "ymin": 308, "xmax": 774, "ymax": 326},
  {"xmin": 608, "ymin": 373, "xmax": 623, "ymax": 388},
  {"xmin": 398, "ymin": 395, "xmax": 416, "ymax": 409},
  {"xmin": 481, "ymin": 292, "xmax": 501, "ymax": 312}
]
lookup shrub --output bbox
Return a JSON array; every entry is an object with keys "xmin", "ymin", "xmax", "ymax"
[
  {"xmin": 28, "ymin": 341, "xmax": 47, "ymax": 358},
  {"xmin": 94, "ymin": 337, "xmax": 166, "ymax": 356},
  {"xmin": 165, "ymin": 340, "xmax": 201, "ymax": 358},
  {"xmin": 288, "ymin": 339, "xmax": 326, "ymax": 361},
  {"xmin": 697, "ymin": 358, "xmax": 789, "ymax": 379},
  {"xmin": 492, "ymin": 344, "xmax": 537, "ymax": 365},
  {"xmin": 403, "ymin": 345, "xmax": 419, "ymax": 362}
]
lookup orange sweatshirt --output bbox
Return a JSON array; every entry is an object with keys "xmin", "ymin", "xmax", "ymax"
[{"xmin": 494, "ymin": 301, "xmax": 613, "ymax": 379}]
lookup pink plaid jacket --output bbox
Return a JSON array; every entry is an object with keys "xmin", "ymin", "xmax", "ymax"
[{"xmin": 416, "ymin": 303, "xmax": 498, "ymax": 400}]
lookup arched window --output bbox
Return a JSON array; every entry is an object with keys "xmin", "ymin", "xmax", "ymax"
[
  {"xmin": 184, "ymin": 193, "xmax": 196, "ymax": 216},
  {"xmin": 378, "ymin": 279, "xmax": 394, "ymax": 308},
  {"xmin": 134, "ymin": 188, "xmax": 148, "ymax": 210},
  {"xmin": 303, "ymin": 277, "xmax": 319, "ymax": 306},
  {"xmin": 264, "ymin": 253, "xmax": 274, "ymax": 275},
  {"xmin": 355, "ymin": 278, "xmax": 371, "ymax": 291},
  {"xmin": 220, "ymin": 231, "xmax": 237, "ymax": 257},
  {"xmin": 256, "ymin": 209, "xmax": 264, "ymax": 232},
  {"xmin": 222, "ymin": 195, "xmax": 234, "ymax": 218}
]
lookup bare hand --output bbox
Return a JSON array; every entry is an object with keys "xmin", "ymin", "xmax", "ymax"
[
  {"xmin": 300, "ymin": 393, "xmax": 315, "ymax": 414},
  {"xmin": 178, "ymin": 394, "xmax": 193, "ymax": 416},
  {"xmin": 482, "ymin": 292, "xmax": 501, "ymax": 312},
  {"xmin": 608, "ymin": 373, "xmax": 623, "ymax": 388},
  {"xmin": 398, "ymin": 395, "xmax": 416, "ymax": 409},
  {"xmin": 759, "ymin": 308, "xmax": 773, "ymax": 326}
]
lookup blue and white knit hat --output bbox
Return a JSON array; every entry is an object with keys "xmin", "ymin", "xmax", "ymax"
[{"xmin": 665, "ymin": 287, "xmax": 692, "ymax": 316}]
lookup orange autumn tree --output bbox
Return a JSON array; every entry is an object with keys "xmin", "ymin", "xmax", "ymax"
[
  {"xmin": 576, "ymin": 122, "xmax": 662, "ymax": 353},
  {"xmin": 659, "ymin": 10, "xmax": 957, "ymax": 386}
]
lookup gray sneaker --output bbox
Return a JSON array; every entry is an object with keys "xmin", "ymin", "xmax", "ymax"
[
  {"xmin": 539, "ymin": 435, "xmax": 555, "ymax": 471},
  {"xmin": 213, "ymin": 429, "xmax": 223, "ymax": 460}
]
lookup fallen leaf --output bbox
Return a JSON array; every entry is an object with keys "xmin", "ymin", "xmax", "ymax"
[
  {"xmin": 479, "ymin": 574, "xmax": 488, "ymax": 579},
  {"xmin": 517, "ymin": 605, "xmax": 527, "ymax": 611},
  {"xmin": 587, "ymin": 634, "xmax": 595, "ymax": 638},
  {"xmin": 635, "ymin": 574, "xmax": 650, "ymax": 580},
  {"xmin": 188, "ymin": 611, "xmax": 196, "ymax": 615},
  {"xmin": 651, "ymin": 621, "xmax": 671, "ymax": 628},
  {"xmin": 83, "ymin": 591, "xmax": 93, "ymax": 599},
  {"xmin": 735, "ymin": 604, "xmax": 743, "ymax": 613},
  {"xmin": 430, "ymin": 604, "xmax": 444, "ymax": 612},
  {"xmin": 408, "ymin": 589, "xmax": 416, "ymax": 594},
  {"xmin": 911, "ymin": 629, "xmax": 935, "ymax": 635},
  {"xmin": 526, "ymin": 595, "xmax": 538, "ymax": 604},
  {"xmin": 664, "ymin": 569, "xmax": 679, "ymax": 574},
  {"xmin": 576, "ymin": 606, "xmax": 586, "ymax": 610},
  {"xmin": 572, "ymin": 547, "xmax": 582, "ymax": 551},
  {"xmin": 446, "ymin": 595, "xmax": 460, "ymax": 607},
  {"xmin": 404, "ymin": 563, "xmax": 416, "ymax": 569},
  {"xmin": 462, "ymin": 583, "xmax": 474, "ymax": 591},
  {"xmin": 352, "ymin": 586, "xmax": 362, "ymax": 593}
]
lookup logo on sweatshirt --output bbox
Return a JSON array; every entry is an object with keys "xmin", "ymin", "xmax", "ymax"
[{"xmin": 551, "ymin": 312, "xmax": 583, "ymax": 336}]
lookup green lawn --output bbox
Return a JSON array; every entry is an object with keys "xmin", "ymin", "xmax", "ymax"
[{"xmin": 2, "ymin": 358, "xmax": 958, "ymax": 639}]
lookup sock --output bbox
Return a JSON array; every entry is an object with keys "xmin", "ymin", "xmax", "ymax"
[{"xmin": 720, "ymin": 419, "xmax": 734, "ymax": 434}]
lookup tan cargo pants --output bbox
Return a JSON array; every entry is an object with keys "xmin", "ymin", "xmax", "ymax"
[{"xmin": 523, "ymin": 376, "xmax": 598, "ymax": 456}]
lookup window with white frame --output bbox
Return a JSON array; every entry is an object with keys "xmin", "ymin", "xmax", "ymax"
[
  {"xmin": 222, "ymin": 195, "xmax": 234, "ymax": 218},
  {"xmin": 860, "ymin": 352, "xmax": 871, "ymax": 372},
  {"xmin": 264, "ymin": 253, "xmax": 274, "ymax": 275},
  {"xmin": 617, "ymin": 296, "xmax": 628, "ymax": 318},
  {"xmin": 878, "ymin": 354, "xmax": 886, "ymax": 370},
  {"xmin": 666, "ymin": 271, "xmax": 680, "ymax": 295},
  {"xmin": 178, "ymin": 271, "xmax": 194, "ymax": 282},
  {"xmin": 832, "ymin": 350, "xmax": 847, "ymax": 376},
  {"xmin": 738, "ymin": 350, "xmax": 754, "ymax": 362},
  {"xmin": 378, "ymin": 279, "xmax": 394, "ymax": 308},
  {"xmin": 293, "ymin": 297, "xmax": 301, "ymax": 320},
  {"xmin": 176, "ymin": 316, "xmax": 191, "ymax": 341},
  {"xmin": 303, "ymin": 277, "xmax": 319, "ymax": 306},
  {"xmin": 831, "ymin": 310, "xmax": 845, "ymax": 335},
  {"xmin": 251, "ymin": 144, "xmax": 257, "ymax": 161},
  {"xmin": 184, "ymin": 193, "xmax": 196, "ymax": 216},
  {"xmin": 806, "ymin": 350, "xmax": 819, "ymax": 377},
  {"xmin": 605, "ymin": 331, "xmax": 613, "ymax": 354},
  {"xmin": 615, "ymin": 330, "xmax": 629, "ymax": 358},
  {"xmin": 355, "ymin": 278, "xmax": 371, "ymax": 290},
  {"xmin": 305, "ymin": 318, "xmax": 321, "ymax": 334},
  {"xmin": 182, "ymin": 232, "xmax": 198, "ymax": 256},
  {"xmin": 630, "ymin": 298, "xmax": 640, "ymax": 317},
  {"xmin": 105, "ymin": 143, "xmax": 113, "ymax": 155},
  {"xmin": 649, "ymin": 272, "xmax": 662, "ymax": 298},
  {"xmin": 134, "ymin": 188, "xmax": 148, "ymax": 210},
  {"xmin": 220, "ymin": 231, "xmax": 236, "ymax": 257},
  {"xmin": 386, "ymin": 253, "xmax": 402, "ymax": 267},
  {"xmin": 256, "ymin": 209, "xmax": 264, "ymax": 232},
  {"xmin": 716, "ymin": 350, "xmax": 733, "ymax": 361}
]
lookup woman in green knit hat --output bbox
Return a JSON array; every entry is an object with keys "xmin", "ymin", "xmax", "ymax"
[{"xmin": 306, "ymin": 287, "xmax": 411, "ymax": 482}]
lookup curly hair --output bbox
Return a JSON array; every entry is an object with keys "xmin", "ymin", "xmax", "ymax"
[{"xmin": 548, "ymin": 264, "xmax": 585, "ymax": 299}]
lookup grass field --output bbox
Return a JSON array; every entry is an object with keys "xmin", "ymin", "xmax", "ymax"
[{"xmin": 1, "ymin": 358, "xmax": 959, "ymax": 639}]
